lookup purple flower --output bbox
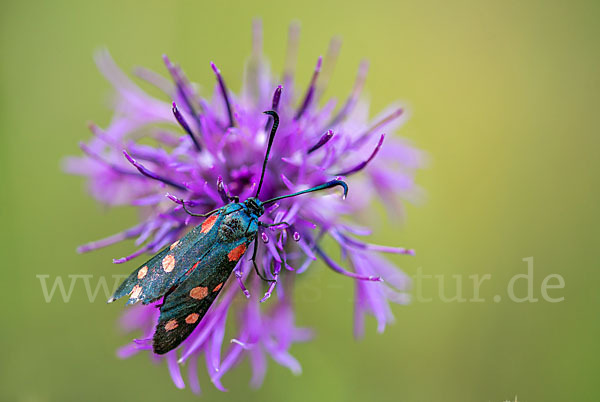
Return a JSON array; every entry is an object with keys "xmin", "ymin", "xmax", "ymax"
[{"xmin": 67, "ymin": 20, "xmax": 423, "ymax": 393}]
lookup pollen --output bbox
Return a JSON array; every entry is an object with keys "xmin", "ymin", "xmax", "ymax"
[
  {"xmin": 185, "ymin": 313, "xmax": 199, "ymax": 324},
  {"xmin": 213, "ymin": 283, "xmax": 223, "ymax": 292},
  {"xmin": 137, "ymin": 266, "xmax": 148, "ymax": 279},
  {"xmin": 130, "ymin": 285, "xmax": 142, "ymax": 299},
  {"xmin": 162, "ymin": 254, "xmax": 176, "ymax": 272},
  {"xmin": 190, "ymin": 286, "xmax": 208, "ymax": 300},
  {"xmin": 169, "ymin": 240, "xmax": 180, "ymax": 250},
  {"xmin": 201, "ymin": 214, "xmax": 219, "ymax": 233},
  {"xmin": 165, "ymin": 320, "xmax": 178, "ymax": 331},
  {"xmin": 227, "ymin": 244, "xmax": 247, "ymax": 261}
]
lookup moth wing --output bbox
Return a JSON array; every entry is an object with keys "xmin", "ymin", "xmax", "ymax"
[
  {"xmin": 108, "ymin": 211, "xmax": 224, "ymax": 305},
  {"xmin": 152, "ymin": 237, "xmax": 252, "ymax": 354}
]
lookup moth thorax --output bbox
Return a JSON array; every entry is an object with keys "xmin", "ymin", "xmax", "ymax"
[{"xmin": 219, "ymin": 215, "xmax": 244, "ymax": 241}]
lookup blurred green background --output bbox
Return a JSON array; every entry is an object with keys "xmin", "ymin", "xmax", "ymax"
[{"xmin": 2, "ymin": 0, "xmax": 599, "ymax": 401}]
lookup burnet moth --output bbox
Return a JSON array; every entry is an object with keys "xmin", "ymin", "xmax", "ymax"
[{"xmin": 108, "ymin": 110, "xmax": 348, "ymax": 354}]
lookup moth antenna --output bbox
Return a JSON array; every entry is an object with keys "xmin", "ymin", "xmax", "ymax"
[
  {"xmin": 262, "ymin": 179, "xmax": 348, "ymax": 205},
  {"xmin": 256, "ymin": 110, "xmax": 280, "ymax": 197}
]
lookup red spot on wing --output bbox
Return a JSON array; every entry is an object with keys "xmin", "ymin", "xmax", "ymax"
[
  {"xmin": 212, "ymin": 283, "xmax": 223, "ymax": 292},
  {"xmin": 227, "ymin": 244, "xmax": 247, "ymax": 262},
  {"xmin": 186, "ymin": 260, "xmax": 200, "ymax": 275},
  {"xmin": 130, "ymin": 285, "xmax": 143, "ymax": 300},
  {"xmin": 162, "ymin": 254, "xmax": 176, "ymax": 272},
  {"xmin": 165, "ymin": 320, "xmax": 178, "ymax": 331},
  {"xmin": 185, "ymin": 313, "xmax": 199, "ymax": 324},
  {"xmin": 201, "ymin": 214, "xmax": 219, "ymax": 234},
  {"xmin": 190, "ymin": 287, "xmax": 208, "ymax": 300}
]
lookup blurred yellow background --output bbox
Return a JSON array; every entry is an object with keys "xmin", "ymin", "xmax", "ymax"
[{"xmin": 1, "ymin": 0, "xmax": 599, "ymax": 401}]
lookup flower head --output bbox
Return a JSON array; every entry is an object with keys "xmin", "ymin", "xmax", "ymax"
[{"xmin": 67, "ymin": 20, "xmax": 423, "ymax": 392}]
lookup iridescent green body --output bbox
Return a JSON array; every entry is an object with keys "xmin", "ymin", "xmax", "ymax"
[{"xmin": 109, "ymin": 199, "xmax": 263, "ymax": 354}]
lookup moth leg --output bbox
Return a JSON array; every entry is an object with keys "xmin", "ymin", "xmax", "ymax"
[
  {"xmin": 260, "ymin": 261, "xmax": 280, "ymax": 303},
  {"xmin": 244, "ymin": 219, "xmax": 253, "ymax": 235},
  {"xmin": 181, "ymin": 201, "xmax": 219, "ymax": 217},
  {"xmin": 250, "ymin": 233, "xmax": 275, "ymax": 283},
  {"xmin": 259, "ymin": 221, "xmax": 290, "ymax": 229}
]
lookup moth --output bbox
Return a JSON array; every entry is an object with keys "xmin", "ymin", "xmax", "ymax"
[{"xmin": 109, "ymin": 110, "xmax": 348, "ymax": 354}]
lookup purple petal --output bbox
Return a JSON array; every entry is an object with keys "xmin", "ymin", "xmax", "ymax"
[
  {"xmin": 166, "ymin": 352, "xmax": 185, "ymax": 389},
  {"xmin": 187, "ymin": 356, "xmax": 202, "ymax": 394},
  {"xmin": 294, "ymin": 56, "xmax": 322, "ymax": 120},
  {"xmin": 122, "ymin": 150, "xmax": 187, "ymax": 191},
  {"xmin": 337, "ymin": 134, "xmax": 385, "ymax": 176}
]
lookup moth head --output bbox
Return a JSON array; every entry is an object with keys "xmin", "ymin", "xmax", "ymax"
[{"xmin": 244, "ymin": 197, "xmax": 264, "ymax": 217}]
